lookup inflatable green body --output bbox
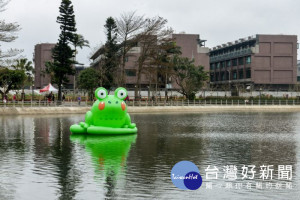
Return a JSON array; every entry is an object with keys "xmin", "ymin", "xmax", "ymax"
[{"xmin": 70, "ymin": 87, "xmax": 137, "ymax": 135}]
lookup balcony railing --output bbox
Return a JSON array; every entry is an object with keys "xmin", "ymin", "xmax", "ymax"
[{"xmin": 210, "ymin": 48, "xmax": 252, "ymax": 63}]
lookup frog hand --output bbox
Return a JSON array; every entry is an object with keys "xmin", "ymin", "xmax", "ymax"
[
  {"xmin": 129, "ymin": 123, "xmax": 136, "ymax": 128},
  {"xmin": 79, "ymin": 122, "xmax": 89, "ymax": 130}
]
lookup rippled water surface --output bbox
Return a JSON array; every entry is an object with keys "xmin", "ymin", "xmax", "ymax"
[{"xmin": 0, "ymin": 112, "xmax": 300, "ymax": 199}]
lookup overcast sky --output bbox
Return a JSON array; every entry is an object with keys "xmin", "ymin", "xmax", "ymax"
[{"xmin": 1, "ymin": 0, "xmax": 299, "ymax": 66}]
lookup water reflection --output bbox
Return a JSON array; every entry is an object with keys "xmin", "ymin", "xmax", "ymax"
[
  {"xmin": 0, "ymin": 113, "xmax": 299, "ymax": 199},
  {"xmin": 0, "ymin": 116, "xmax": 32, "ymax": 200},
  {"xmin": 0, "ymin": 115, "xmax": 84, "ymax": 200},
  {"xmin": 70, "ymin": 134, "xmax": 137, "ymax": 198},
  {"xmin": 123, "ymin": 113, "xmax": 299, "ymax": 199}
]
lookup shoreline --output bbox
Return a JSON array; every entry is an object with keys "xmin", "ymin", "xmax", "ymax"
[{"xmin": 1, "ymin": 105, "xmax": 300, "ymax": 115}]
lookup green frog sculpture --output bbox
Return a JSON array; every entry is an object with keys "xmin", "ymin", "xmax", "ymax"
[{"xmin": 70, "ymin": 87, "xmax": 137, "ymax": 135}]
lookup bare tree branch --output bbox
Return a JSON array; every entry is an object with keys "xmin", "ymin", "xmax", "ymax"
[
  {"xmin": 0, "ymin": 1, "xmax": 21, "ymax": 59},
  {"xmin": 116, "ymin": 11, "xmax": 145, "ymax": 85},
  {"xmin": 134, "ymin": 16, "xmax": 173, "ymax": 98}
]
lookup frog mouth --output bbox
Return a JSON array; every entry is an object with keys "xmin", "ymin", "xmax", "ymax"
[
  {"xmin": 100, "ymin": 117, "xmax": 124, "ymax": 121},
  {"xmin": 98, "ymin": 101, "xmax": 126, "ymax": 111}
]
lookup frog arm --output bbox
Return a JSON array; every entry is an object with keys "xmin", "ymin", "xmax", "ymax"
[
  {"xmin": 80, "ymin": 111, "xmax": 93, "ymax": 129},
  {"xmin": 124, "ymin": 113, "xmax": 136, "ymax": 128},
  {"xmin": 86, "ymin": 111, "xmax": 93, "ymax": 125}
]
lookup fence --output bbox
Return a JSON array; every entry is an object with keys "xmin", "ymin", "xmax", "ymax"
[
  {"xmin": 1, "ymin": 99, "xmax": 300, "ymax": 108},
  {"xmin": 0, "ymin": 100, "xmax": 92, "ymax": 108},
  {"xmin": 126, "ymin": 99, "xmax": 300, "ymax": 106}
]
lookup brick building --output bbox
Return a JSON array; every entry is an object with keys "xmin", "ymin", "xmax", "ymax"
[
  {"xmin": 172, "ymin": 34, "xmax": 209, "ymax": 71},
  {"xmin": 297, "ymin": 60, "xmax": 300, "ymax": 82},
  {"xmin": 34, "ymin": 43, "xmax": 79, "ymax": 90},
  {"xmin": 90, "ymin": 33, "xmax": 210, "ymax": 90},
  {"xmin": 209, "ymin": 34, "xmax": 297, "ymax": 91},
  {"xmin": 34, "ymin": 43, "xmax": 55, "ymax": 89}
]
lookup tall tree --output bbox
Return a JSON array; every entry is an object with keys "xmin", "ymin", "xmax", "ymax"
[
  {"xmin": 172, "ymin": 56, "xmax": 208, "ymax": 100},
  {"xmin": 103, "ymin": 17, "xmax": 119, "ymax": 90},
  {"xmin": 0, "ymin": 0, "xmax": 23, "ymax": 99},
  {"xmin": 46, "ymin": 0, "xmax": 77, "ymax": 101},
  {"xmin": 12, "ymin": 58, "xmax": 33, "ymax": 100},
  {"xmin": 78, "ymin": 68, "xmax": 100, "ymax": 100},
  {"xmin": 116, "ymin": 11, "xmax": 145, "ymax": 86}
]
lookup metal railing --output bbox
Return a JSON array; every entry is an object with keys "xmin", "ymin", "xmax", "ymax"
[
  {"xmin": 0, "ymin": 100, "xmax": 93, "ymax": 108},
  {"xmin": 1, "ymin": 99, "xmax": 300, "ymax": 108},
  {"xmin": 126, "ymin": 99, "xmax": 300, "ymax": 106}
]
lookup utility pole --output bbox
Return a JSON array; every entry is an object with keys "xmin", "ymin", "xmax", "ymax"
[{"xmin": 227, "ymin": 69, "xmax": 231, "ymax": 95}]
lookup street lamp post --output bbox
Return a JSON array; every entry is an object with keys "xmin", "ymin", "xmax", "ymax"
[
  {"xmin": 134, "ymin": 85, "xmax": 137, "ymax": 100},
  {"xmin": 259, "ymin": 87, "xmax": 262, "ymax": 105},
  {"xmin": 147, "ymin": 86, "xmax": 150, "ymax": 100},
  {"xmin": 73, "ymin": 75, "xmax": 76, "ymax": 95},
  {"xmin": 31, "ymin": 83, "xmax": 34, "ymax": 101},
  {"xmin": 227, "ymin": 70, "xmax": 231, "ymax": 95}
]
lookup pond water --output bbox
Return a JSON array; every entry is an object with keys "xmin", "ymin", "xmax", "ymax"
[{"xmin": 0, "ymin": 112, "xmax": 299, "ymax": 199}]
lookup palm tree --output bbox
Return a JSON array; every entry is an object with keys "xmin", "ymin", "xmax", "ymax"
[
  {"xmin": 72, "ymin": 34, "xmax": 90, "ymax": 62},
  {"xmin": 71, "ymin": 34, "xmax": 89, "ymax": 93},
  {"xmin": 12, "ymin": 58, "xmax": 33, "ymax": 100}
]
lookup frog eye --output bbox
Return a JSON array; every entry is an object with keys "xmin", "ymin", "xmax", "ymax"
[
  {"xmin": 98, "ymin": 89, "xmax": 107, "ymax": 99},
  {"xmin": 95, "ymin": 87, "xmax": 107, "ymax": 100},
  {"xmin": 117, "ymin": 89, "xmax": 126, "ymax": 99},
  {"xmin": 115, "ymin": 87, "xmax": 127, "ymax": 100}
]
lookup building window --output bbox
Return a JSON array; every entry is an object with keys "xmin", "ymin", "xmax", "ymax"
[
  {"xmin": 246, "ymin": 69, "xmax": 251, "ymax": 78},
  {"xmin": 246, "ymin": 56, "xmax": 251, "ymax": 64},
  {"xmin": 221, "ymin": 61, "xmax": 225, "ymax": 68},
  {"xmin": 216, "ymin": 72, "xmax": 220, "ymax": 81},
  {"xmin": 210, "ymin": 64, "xmax": 215, "ymax": 70},
  {"xmin": 238, "ymin": 57, "xmax": 244, "ymax": 65},
  {"xmin": 210, "ymin": 73, "xmax": 214, "ymax": 82},
  {"xmin": 239, "ymin": 70, "xmax": 244, "ymax": 79},
  {"xmin": 227, "ymin": 71, "xmax": 230, "ymax": 80},
  {"xmin": 298, "ymin": 76, "xmax": 300, "ymax": 81},
  {"xmin": 227, "ymin": 60, "xmax": 231, "ymax": 67},
  {"xmin": 221, "ymin": 72, "xmax": 225, "ymax": 81},
  {"xmin": 233, "ymin": 71, "xmax": 237, "ymax": 80},
  {"xmin": 232, "ymin": 59, "xmax": 237, "ymax": 66},
  {"xmin": 125, "ymin": 69, "xmax": 136, "ymax": 76},
  {"xmin": 216, "ymin": 63, "xmax": 220, "ymax": 69}
]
